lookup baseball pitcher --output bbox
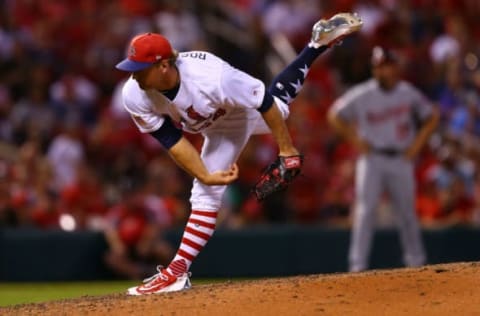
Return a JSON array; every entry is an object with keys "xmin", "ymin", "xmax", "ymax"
[{"xmin": 115, "ymin": 13, "xmax": 363, "ymax": 294}]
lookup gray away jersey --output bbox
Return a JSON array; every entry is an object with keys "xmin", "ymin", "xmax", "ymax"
[{"xmin": 331, "ymin": 78, "xmax": 434, "ymax": 149}]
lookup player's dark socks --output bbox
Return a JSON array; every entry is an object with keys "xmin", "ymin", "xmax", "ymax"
[{"xmin": 268, "ymin": 45, "xmax": 328, "ymax": 105}]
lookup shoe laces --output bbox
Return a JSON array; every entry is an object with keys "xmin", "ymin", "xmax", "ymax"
[
  {"xmin": 142, "ymin": 266, "xmax": 192, "ymax": 284},
  {"xmin": 313, "ymin": 19, "xmax": 342, "ymax": 36},
  {"xmin": 322, "ymin": 17, "xmax": 351, "ymax": 33},
  {"xmin": 142, "ymin": 265, "xmax": 170, "ymax": 283}
]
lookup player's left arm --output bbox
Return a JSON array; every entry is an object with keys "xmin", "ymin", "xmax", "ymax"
[
  {"xmin": 251, "ymin": 97, "xmax": 303, "ymax": 201},
  {"xmin": 216, "ymin": 62, "xmax": 302, "ymax": 199},
  {"xmin": 218, "ymin": 62, "xmax": 299, "ymax": 157},
  {"xmin": 260, "ymin": 101, "xmax": 299, "ymax": 157},
  {"xmin": 405, "ymin": 105, "xmax": 440, "ymax": 160}
]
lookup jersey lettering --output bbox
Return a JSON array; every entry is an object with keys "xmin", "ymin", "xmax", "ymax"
[
  {"xmin": 186, "ymin": 105, "xmax": 208, "ymax": 122},
  {"xmin": 180, "ymin": 52, "xmax": 207, "ymax": 60},
  {"xmin": 366, "ymin": 104, "xmax": 410, "ymax": 124},
  {"xmin": 183, "ymin": 105, "xmax": 227, "ymax": 132}
]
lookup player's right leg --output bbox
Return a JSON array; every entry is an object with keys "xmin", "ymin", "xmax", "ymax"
[
  {"xmin": 127, "ymin": 266, "xmax": 191, "ymax": 295},
  {"xmin": 268, "ymin": 12, "xmax": 362, "ymax": 107},
  {"xmin": 348, "ymin": 155, "xmax": 383, "ymax": 272},
  {"xmin": 127, "ymin": 119, "xmax": 253, "ymax": 295}
]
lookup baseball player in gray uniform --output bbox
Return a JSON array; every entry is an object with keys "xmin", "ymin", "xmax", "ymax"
[
  {"xmin": 328, "ymin": 46, "xmax": 440, "ymax": 272},
  {"xmin": 115, "ymin": 13, "xmax": 362, "ymax": 294}
]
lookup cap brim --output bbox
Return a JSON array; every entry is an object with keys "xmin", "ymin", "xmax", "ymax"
[{"xmin": 115, "ymin": 59, "xmax": 154, "ymax": 72}]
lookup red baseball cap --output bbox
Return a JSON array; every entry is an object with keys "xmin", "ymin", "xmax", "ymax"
[{"xmin": 116, "ymin": 33, "xmax": 174, "ymax": 72}]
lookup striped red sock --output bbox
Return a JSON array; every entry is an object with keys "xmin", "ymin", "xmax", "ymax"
[{"xmin": 167, "ymin": 209, "xmax": 217, "ymax": 276}]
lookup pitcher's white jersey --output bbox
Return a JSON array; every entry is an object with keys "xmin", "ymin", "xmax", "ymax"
[
  {"xmin": 121, "ymin": 51, "xmax": 266, "ymax": 134},
  {"xmin": 331, "ymin": 78, "xmax": 434, "ymax": 150}
]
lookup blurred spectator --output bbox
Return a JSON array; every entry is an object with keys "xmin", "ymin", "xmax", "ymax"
[
  {"xmin": 436, "ymin": 62, "xmax": 471, "ymax": 124},
  {"xmin": 142, "ymin": 156, "xmax": 189, "ymax": 227},
  {"xmin": 424, "ymin": 139, "xmax": 476, "ymax": 224},
  {"xmin": 57, "ymin": 162, "xmax": 107, "ymax": 231},
  {"xmin": 153, "ymin": 0, "xmax": 206, "ymax": 52},
  {"xmin": 10, "ymin": 84, "xmax": 56, "ymax": 148},
  {"xmin": 429, "ymin": 15, "xmax": 464, "ymax": 66},
  {"xmin": 318, "ymin": 159, "xmax": 354, "ymax": 225},
  {"xmin": 46, "ymin": 121, "xmax": 85, "ymax": 192},
  {"xmin": 0, "ymin": 85, "xmax": 13, "ymax": 142},
  {"xmin": 262, "ymin": 0, "xmax": 320, "ymax": 50},
  {"xmin": 352, "ymin": 0, "xmax": 386, "ymax": 37},
  {"xmin": 9, "ymin": 140, "xmax": 57, "ymax": 228},
  {"xmin": 0, "ymin": 0, "xmax": 480, "ymax": 231},
  {"xmin": 426, "ymin": 139, "xmax": 476, "ymax": 197},
  {"xmin": 448, "ymin": 92, "xmax": 480, "ymax": 137},
  {"xmin": 49, "ymin": 70, "xmax": 99, "ymax": 126},
  {"xmin": 0, "ymin": 178, "xmax": 16, "ymax": 227},
  {"xmin": 103, "ymin": 193, "xmax": 175, "ymax": 280},
  {"xmin": 416, "ymin": 177, "xmax": 443, "ymax": 226}
]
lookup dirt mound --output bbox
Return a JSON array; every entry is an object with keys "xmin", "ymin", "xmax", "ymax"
[{"xmin": 2, "ymin": 262, "xmax": 479, "ymax": 316}]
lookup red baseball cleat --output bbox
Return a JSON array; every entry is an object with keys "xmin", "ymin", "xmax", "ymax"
[{"xmin": 127, "ymin": 266, "xmax": 191, "ymax": 295}]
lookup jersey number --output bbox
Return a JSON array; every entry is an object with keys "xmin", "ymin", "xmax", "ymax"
[{"xmin": 396, "ymin": 121, "xmax": 410, "ymax": 139}]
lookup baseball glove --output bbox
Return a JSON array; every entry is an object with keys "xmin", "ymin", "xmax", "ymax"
[{"xmin": 253, "ymin": 154, "xmax": 304, "ymax": 201}]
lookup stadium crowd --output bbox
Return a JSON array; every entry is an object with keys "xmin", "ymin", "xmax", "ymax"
[{"xmin": 1, "ymin": 0, "xmax": 480, "ymax": 236}]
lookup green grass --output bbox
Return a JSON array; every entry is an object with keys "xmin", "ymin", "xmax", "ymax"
[
  {"xmin": 0, "ymin": 280, "xmax": 138, "ymax": 307},
  {"xmin": 0, "ymin": 279, "xmax": 229, "ymax": 307}
]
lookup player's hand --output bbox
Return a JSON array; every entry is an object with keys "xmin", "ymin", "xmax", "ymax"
[
  {"xmin": 278, "ymin": 146, "xmax": 300, "ymax": 157},
  {"xmin": 201, "ymin": 163, "xmax": 239, "ymax": 185},
  {"xmin": 354, "ymin": 138, "xmax": 370, "ymax": 154},
  {"xmin": 404, "ymin": 146, "xmax": 419, "ymax": 161},
  {"xmin": 111, "ymin": 241, "xmax": 127, "ymax": 256}
]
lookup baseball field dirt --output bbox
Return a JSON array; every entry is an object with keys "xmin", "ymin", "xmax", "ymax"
[{"xmin": 2, "ymin": 262, "xmax": 479, "ymax": 316}]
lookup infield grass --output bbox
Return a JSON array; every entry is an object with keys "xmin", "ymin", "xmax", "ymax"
[
  {"xmin": 0, "ymin": 279, "xmax": 225, "ymax": 307},
  {"xmin": 0, "ymin": 281, "xmax": 136, "ymax": 307}
]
